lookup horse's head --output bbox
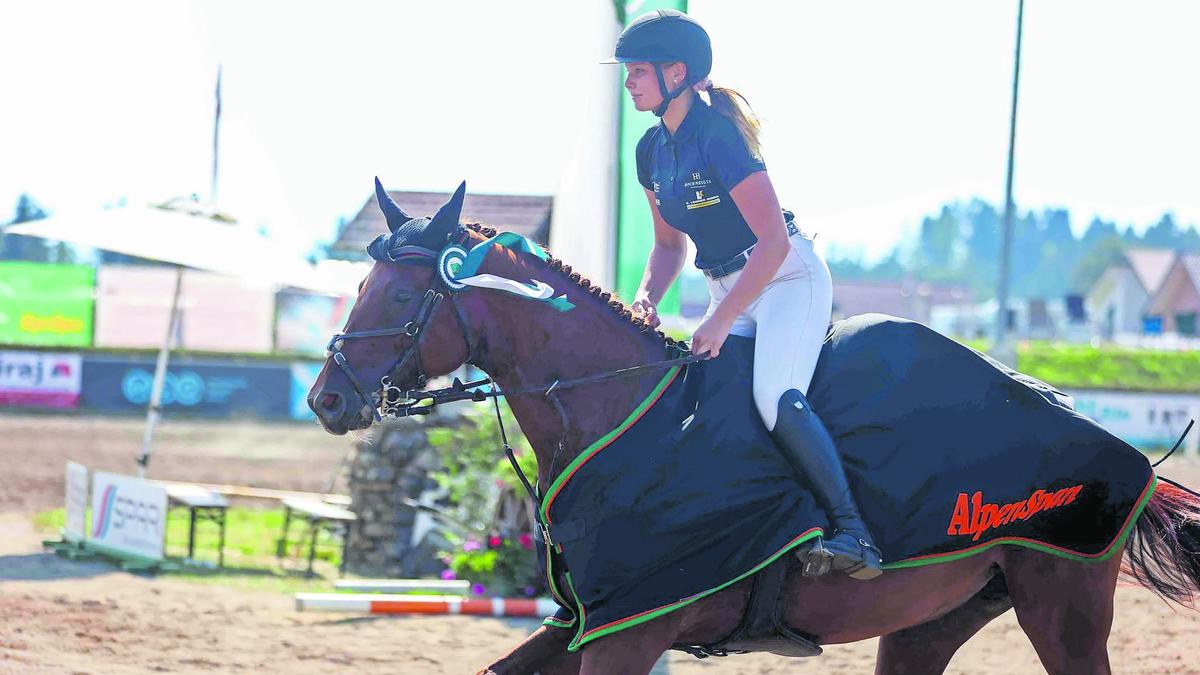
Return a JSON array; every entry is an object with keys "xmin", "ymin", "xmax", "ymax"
[{"xmin": 308, "ymin": 178, "xmax": 476, "ymax": 434}]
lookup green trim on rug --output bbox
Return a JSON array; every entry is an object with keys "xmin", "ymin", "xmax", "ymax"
[
  {"xmin": 883, "ymin": 474, "xmax": 1158, "ymax": 570},
  {"xmin": 539, "ymin": 366, "xmax": 681, "ymax": 521},
  {"xmin": 564, "ymin": 527, "xmax": 824, "ymax": 652},
  {"xmin": 564, "ymin": 571, "xmax": 589, "ymax": 649},
  {"xmin": 542, "ymin": 541, "xmax": 573, "ymax": 611}
]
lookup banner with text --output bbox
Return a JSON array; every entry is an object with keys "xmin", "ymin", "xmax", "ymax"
[
  {"xmin": 94, "ymin": 266, "xmax": 274, "ymax": 353},
  {"xmin": 81, "ymin": 355, "xmax": 292, "ymax": 418},
  {"xmin": 90, "ymin": 471, "xmax": 167, "ymax": 561},
  {"xmin": 0, "ymin": 350, "xmax": 82, "ymax": 408},
  {"xmin": 290, "ymin": 362, "xmax": 322, "ymax": 420},
  {"xmin": 1071, "ymin": 389, "xmax": 1200, "ymax": 453},
  {"xmin": 276, "ymin": 291, "xmax": 353, "ymax": 356},
  {"xmin": 0, "ymin": 262, "xmax": 94, "ymax": 347}
]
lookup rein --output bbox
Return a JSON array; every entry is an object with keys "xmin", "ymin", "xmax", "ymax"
[{"xmin": 387, "ymin": 352, "xmax": 706, "ymax": 415}]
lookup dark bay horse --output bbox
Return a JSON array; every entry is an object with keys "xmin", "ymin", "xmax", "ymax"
[{"xmin": 308, "ymin": 189, "xmax": 1200, "ymax": 675}]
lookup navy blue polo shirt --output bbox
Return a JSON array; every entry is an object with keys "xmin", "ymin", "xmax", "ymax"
[{"xmin": 636, "ymin": 94, "xmax": 767, "ymax": 268}]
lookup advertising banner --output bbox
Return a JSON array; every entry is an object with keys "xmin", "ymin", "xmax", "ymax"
[
  {"xmin": 0, "ymin": 350, "xmax": 82, "ymax": 408},
  {"xmin": 275, "ymin": 291, "xmax": 352, "ymax": 355},
  {"xmin": 65, "ymin": 461, "xmax": 89, "ymax": 543},
  {"xmin": 95, "ymin": 266, "xmax": 274, "ymax": 353},
  {"xmin": 89, "ymin": 471, "xmax": 167, "ymax": 561},
  {"xmin": 290, "ymin": 361, "xmax": 322, "ymax": 420},
  {"xmin": 81, "ymin": 355, "xmax": 292, "ymax": 418},
  {"xmin": 0, "ymin": 262, "xmax": 94, "ymax": 347},
  {"xmin": 1071, "ymin": 389, "xmax": 1200, "ymax": 453}
]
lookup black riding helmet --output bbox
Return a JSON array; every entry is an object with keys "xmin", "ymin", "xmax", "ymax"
[{"xmin": 602, "ymin": 9, "xmax": 712, "ymax": 117}]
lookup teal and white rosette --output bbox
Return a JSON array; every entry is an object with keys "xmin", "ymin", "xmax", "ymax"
[
  {"xmin": 438, "ymin": 232, "xmax": 575, "ymax": 312},
  {"xmin": 438, "ymin": 245, "xmax": 469, "ymax": 290}
]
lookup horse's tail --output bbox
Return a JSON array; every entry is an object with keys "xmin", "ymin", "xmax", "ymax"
[{"xmin": 1122, "ymin": 480, "xmax": 1200, "ymax": 606}]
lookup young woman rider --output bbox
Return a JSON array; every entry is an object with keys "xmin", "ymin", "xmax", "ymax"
[{"xmin": 605, "ymin": 9, "xmax": 882, "ymax": 579}]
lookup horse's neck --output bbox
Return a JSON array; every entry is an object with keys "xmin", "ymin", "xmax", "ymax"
[{"xmin": 469, "ymin": 271, "xmax": 671, "ymax": 490}]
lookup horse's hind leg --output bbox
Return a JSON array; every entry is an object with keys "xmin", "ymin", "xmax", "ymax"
[
  {"xmin": 1001, "ymin": 547, "xmax": 1122, "ymax": 675},
  {"xmin": 875, "ymin": 572, "xmax": 1013, "ymax": 675}
]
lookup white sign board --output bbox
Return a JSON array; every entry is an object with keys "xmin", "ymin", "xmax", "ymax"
[
  {"xmin": 64, "ymin": 461, "xmax": 89, "ymax": 543},
  {"xmin": 1070, "ymin": 389, "xmax": 1200, "ymax": 455},
  {"xmin": 0, "ymin": 351, "xmax": 82, "ymax": 409},
  {"xmin": 90, "ymin": 471, "xmax": 167, "ymax": 561}
]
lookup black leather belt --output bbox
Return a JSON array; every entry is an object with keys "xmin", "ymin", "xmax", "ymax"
[{"xmin": 699, "ymin": 212, "xmax": 803, "ymax": 281}]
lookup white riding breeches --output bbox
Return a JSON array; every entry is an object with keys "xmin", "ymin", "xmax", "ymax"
[{"xmin": 703, "ymin": 233, "xmax": 834, "ymax": 431}]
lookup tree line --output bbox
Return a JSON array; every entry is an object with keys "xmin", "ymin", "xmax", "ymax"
[
  {"xmin": 828, "ymin": 199, "xmax": 1200, "ymax": 301},
  {"xmin": 0, "ymin": 193, "xmax": 75, "ymax": 263}
]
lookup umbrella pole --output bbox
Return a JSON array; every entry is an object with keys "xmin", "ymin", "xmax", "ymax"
[{"xmin": 137, "ymin": 265, "xmax": 184, "ymax": 477}]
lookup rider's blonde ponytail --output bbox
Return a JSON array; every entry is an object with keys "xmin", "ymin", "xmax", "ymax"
[{"xmin": 706, "ymin": 86, "xmax": 762, "ymax": 159}]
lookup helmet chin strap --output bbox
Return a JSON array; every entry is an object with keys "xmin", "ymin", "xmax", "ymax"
[{"xmin": 652, "ymin": 64, "xmax": 693, "ymax": 117}]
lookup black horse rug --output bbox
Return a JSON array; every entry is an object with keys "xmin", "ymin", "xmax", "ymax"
[{"xmin": 537, "ymin": 313, "xmax": 1155, "ymax": 651}]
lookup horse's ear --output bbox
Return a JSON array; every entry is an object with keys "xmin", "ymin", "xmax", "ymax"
[
  {"xmin": 375, "ymin": 176, "xmax": 412, "ymax": 233},
  {"xmin": 428, "ymin": 181, "xmax": 467, "ymax": 238}
]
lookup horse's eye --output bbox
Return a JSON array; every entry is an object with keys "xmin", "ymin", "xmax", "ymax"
[{"xmin": 396, "ymin": 290, "xmax": 413, "ymax": 303}]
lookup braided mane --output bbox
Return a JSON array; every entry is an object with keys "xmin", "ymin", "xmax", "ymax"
[{"xmin": 462, "ymin": 222, "xmax": 686, "ymax": 352}]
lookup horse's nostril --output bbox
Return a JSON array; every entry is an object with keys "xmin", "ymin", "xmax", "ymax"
[{"xmin": 321, "ymin": 393, "xmax": 340, "ymax": 410}]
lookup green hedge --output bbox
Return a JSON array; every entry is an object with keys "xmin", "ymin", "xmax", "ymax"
[
  {"xmin": 1017, "ymin": 343, "xmax": 1200, "ymax": 393},
  {"xmin": 664, "ymin": 329, "xmax": 1197, "ymax": 393}
]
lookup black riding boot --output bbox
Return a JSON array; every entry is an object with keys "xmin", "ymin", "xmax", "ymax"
[{"xmin": 771, "ymin": 389, "xmax": 883, "ymax": 580}]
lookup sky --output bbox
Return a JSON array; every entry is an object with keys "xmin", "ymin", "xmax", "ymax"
[{"xmin": 2, "ymin": 0, "xmax": 1197, "ymax": 265}]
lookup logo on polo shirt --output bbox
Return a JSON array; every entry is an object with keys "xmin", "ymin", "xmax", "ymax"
[
  {"xmin": 685, "ymin": 189, "xmax": 721, "ymax": 210},
  {"xmin": 683, "ymin": 170, "xmax": 712, "ymax": 189}
]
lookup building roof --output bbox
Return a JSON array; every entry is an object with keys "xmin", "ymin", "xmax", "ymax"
[
  {"xmin": 1144, "ymin": 252, "xmax": 1200, "ymax": 317},
  {"xmin": 1123, "ymin": 248, "xmax": 1176, "ymax": 294},
  {"xmin": 329, "ymin": 189, "xmax": 553, "ymax": 260},
  {"xmin": 1183, "ymin": 253, "xmax": 1200, "ymax": 292}
]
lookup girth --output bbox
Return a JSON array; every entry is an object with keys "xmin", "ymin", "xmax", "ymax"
[{"xmin": 671, "ymin": 555, "xmax": 822, "ymax": 659}]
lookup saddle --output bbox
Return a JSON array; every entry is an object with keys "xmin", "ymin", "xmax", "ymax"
[{"xmin": 671, "ymin": 553, "xmax": 822, "ymax": 659}]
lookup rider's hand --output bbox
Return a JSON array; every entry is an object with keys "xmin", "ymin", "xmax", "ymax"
[
  {"xmin": 691, "ymin": 314, "xmax": 734, "ymax": 359},
  {"xmin": 631, "ymin": 296, "xmax": 661, "ymax": 328}
]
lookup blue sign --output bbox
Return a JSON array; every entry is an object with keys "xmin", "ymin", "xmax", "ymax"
[
  {"xmin": 290, "ymin": 362, "xmax": 322, "ymax": 420},
  {"xmin": 81, "ymin": 355, "xmax": 292, "ymax": 418}
]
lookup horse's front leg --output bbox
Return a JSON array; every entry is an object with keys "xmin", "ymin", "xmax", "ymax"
[
  {"xmin": 479, "ymin": 624, "xmax": 581, "ymax": 675},
  {"xmin": 578, "ymin": 612, "xmax": 683, "ymax": 675}
]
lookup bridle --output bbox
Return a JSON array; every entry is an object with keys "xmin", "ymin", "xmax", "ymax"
[{"xmin": 325, "ymin": 230, "xmax": 479, "ymax": 422}]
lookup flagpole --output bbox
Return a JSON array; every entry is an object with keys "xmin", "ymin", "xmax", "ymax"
[
  {"xmin": 993, "ymin": 0, "xmax": 1024, "ymax": 362},
  {"xmin": 211, "ymin": 64, "xmax": 222, "ymax": 205}
]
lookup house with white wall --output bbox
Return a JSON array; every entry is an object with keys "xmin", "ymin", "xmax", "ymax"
[{"xmin": 1084, "ymin": 248, "xmax": 1175, "ymax": 340}]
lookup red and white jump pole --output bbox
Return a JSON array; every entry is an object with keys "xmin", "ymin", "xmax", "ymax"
[{"xmin": 295, "ymin": 593, "xmax": 560, "ymax": 617}]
